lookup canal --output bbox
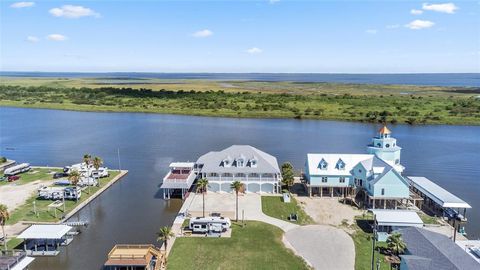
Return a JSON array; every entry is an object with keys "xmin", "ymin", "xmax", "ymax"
[{"xmin": 0, "ymin": 107, "xmax": 479, "ymax": 269}]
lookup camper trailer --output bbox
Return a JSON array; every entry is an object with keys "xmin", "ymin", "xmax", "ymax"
[
  {"xmin": 92, "ymin": 168, "xmax": 109, "ymax": 178},
  {"xmin": 37, "ymin": 186, "xmax": 81, "ymax": 200},
  {"xmin": 38, "ymin": 186, "xmax": 65, "ymax": 200},
  {"xmin": 189, "ymin": 217, "xmax": 231, "ymax": 233},
  {"xmin": 78, "ymin": 177, "xmax": 98, "ymax": 187},
  {"xmin": 4, "ymin": 163, "xmax": 31, "ymax": 176}
]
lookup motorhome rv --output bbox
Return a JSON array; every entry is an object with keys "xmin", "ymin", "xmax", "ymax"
[{"xmin": 4, "ymin": 163, "xmax": 31, "ymax": 176}]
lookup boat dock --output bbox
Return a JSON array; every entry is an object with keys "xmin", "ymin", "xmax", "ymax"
[{"xmin": 160, "ymin": 162, "xmax": 198, "ymax": 199}]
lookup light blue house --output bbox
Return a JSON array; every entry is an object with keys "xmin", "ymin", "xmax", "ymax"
[{"xmin": 305, "ymin": 126, "xmax": 410, "ymax": 209}]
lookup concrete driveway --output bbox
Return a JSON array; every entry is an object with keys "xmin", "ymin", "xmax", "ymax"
[{"xmin": 284, "ymin": 225, "xmax": 355, "ymax": 270}]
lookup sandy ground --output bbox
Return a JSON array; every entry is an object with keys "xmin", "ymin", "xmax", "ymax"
[
  {"xmin": 0, "ymin": 179, "xmax": 54, "ymax": 211},
  {"xmin": 296, "ymin": 197, "xmax": 363, "ymax": 230},
  {"xmin": 285, "ymin": 225, "xmax": 355, "ymax": 270}
]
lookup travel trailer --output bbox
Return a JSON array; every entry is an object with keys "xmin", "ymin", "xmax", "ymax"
[
  {"xmin": 189, "ymin": 217, "xmax": 231, "ymax": 233},
  {"xmin": 4, "ymin": 163, "xmax": 31, "ymax": 176},
  {"xmin": 37, "ymin": 186, "xmax": 81, "ymax": 200},
  {"xmin": 78, "ymin": 177, "xmax": 98, "ymax": 187}
]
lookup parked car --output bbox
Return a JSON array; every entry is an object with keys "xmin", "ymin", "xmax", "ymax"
[
  {"xmin": 0, "ymin": 176, "xmax": 6, "ymax": 182},
  {"xmin": 8, "ymin": 175, "xmax": 20, "ymax": 182},
  {"xmin": 53, "ymin": 172, "xmax": 69, "ymax": 179}
]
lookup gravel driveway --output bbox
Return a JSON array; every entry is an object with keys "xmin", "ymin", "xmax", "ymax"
[{"xmin": 284, "ymin": 225, "xmax": 355, "ymax": 270}]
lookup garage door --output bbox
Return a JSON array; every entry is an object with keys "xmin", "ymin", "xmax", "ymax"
[
  {"xmin": 209, "ymin": 182, "xmax": 220, "ymax": 192},
  {"xmin": 261, "ymin": 183, "xmax": 274, "ymax": 193},
  {"xmin": 221, "ymin": 183, "xmax": 232, "ymax": 193},
  {"xmin": 247, "ymin": 183, "xmax": 260, "ymax": 193}
]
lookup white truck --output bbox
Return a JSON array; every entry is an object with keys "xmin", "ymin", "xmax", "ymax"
[
  {"xmin": 4, "ymin": 163, "xmax": 31, "ymax": 176},
  {"xmin": 189, "ymin": 217, "xmax": 231, "ymax": 233}
]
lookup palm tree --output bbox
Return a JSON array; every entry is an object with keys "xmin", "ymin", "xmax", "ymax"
[
  {"xmin": 386, "ymin": 232, "xmax": 407, "ymax": 256},
  {"xmin": 281, "ymin": 162, "xmax": 295, "ymax": 192},
  {"xmin": 68, "ymin": 170, "xmax": 81, "ymax": 201},
  {"xmin": 92, "ymin": 156, "xmax": 103, "ymax": 171},
  {"xmin": 157, "ymin": 226, "xmax": 174, "ymax": 252},
  {"xmin": 231, "ymin": 181, "xmax": 243, "ymax": 222},
  {"xmin": 196, "ymin": 178, "xmax": 209, "ymax": 217},
  {"xmin": 83, "ymin": 154, "xmax": 91, "ymax": 166},
  {"xmin": 0, "ymin": 204, "xmax": 10, "ymax": 251}
]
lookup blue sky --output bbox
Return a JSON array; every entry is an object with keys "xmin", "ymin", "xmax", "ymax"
[{"xmin": 1, "ymin": 1, "xmax": 479, "ymax": 73}]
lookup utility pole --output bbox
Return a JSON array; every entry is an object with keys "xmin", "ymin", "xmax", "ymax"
[
  {"xmin": 371, "ymin": 214, "xmax": 376, "ymax": 270},
  {"xmin": 117, "ymin": 148, "xmax": 121, "ymax": 172}
]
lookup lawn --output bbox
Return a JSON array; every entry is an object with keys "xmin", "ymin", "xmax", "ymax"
[
  {"xmin": 168, "ymin": 221, "xmax": 310, "ymax": 270},
  {"xmin": 351, "ymin": 216, "xmax": 392, "ymax": 270},
  {"xmin": 261, "ymin": 195, "xmax": 314, "ymax": 225},
  {"xmin": 6, "ymin": 170, "xmax": 120, "ymax": 224},
  {"xmin": 0, "ymin": 167, "xmax": 62, "ymax": 186},
  {"xmin": 418, "ymin": 212, "xmax": 441, "ymax": 225}
]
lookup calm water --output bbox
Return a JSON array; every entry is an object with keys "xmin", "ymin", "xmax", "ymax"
[
  {"xmin": 0, "ymin": 107, "xmax": 479, "ymax": 270},
  {"xmin": 1, "ymin": 72, "xmax": 479, "ymax": 87}
]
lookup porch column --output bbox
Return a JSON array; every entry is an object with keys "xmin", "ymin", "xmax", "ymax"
[
  {"xmin": 330, "ymin": 187, "xmax": 333, "ymax": 198},
  {"xmin": 394, "ymin": 200, "xmax": 397, "ymax": 210},
  {"xmin": 372, "ymin": 199, "xmax": 375, "ymax": 209},
  {"xmin": 308, "ymin": 186, "xmax": 312, "ymax": 197},
  {"xmin": 320, "ymin": 187, "xmax": 323, "ymax": 197},
  {"xmin": 383, "ymin": 199, "xmax": 386, "ymax": 209}
]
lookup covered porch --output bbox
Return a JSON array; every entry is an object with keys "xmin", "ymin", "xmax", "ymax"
[
  {"xmin": 17, "ymin": 224, "xmax": 73, "ymax": 256},
  {"xmin": 307, "ymin": 185, "xmax": 353, "ymax": 198},
  {"xmin": 369, "ymin": 209, "xmax": 424, "ymax": 242}
]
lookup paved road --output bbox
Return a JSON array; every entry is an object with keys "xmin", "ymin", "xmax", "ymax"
[{"xmin": 285, "ymin": 225, "xmax": 355, "ymax": 270}]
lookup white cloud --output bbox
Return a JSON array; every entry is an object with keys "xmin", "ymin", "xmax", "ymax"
[
  {"xmin": 269, "ymin": 0, "xmax": 280, "ymax": 4},
  {"xmin": 192, "ymin": 29, "xmax": 213, "ymax": 38},
  {"xmin": 26, "ymin": 36, "xmax": 39, "ymax": 43},
  {"xmin": 47, "ymin": 34, "xmax": 67, "ymax": 41},
  {"xmin": 246, "ymin": 47, "xmax": 263, "ymax": 54},
  {"xmin": 10, "ymin": 2, "xmax": 35, "ymax": 8},
  {"xmin": 365, "ymin": 29, "xmax": 378, "ymax": 34},
  {"xmin": 422, "ymin": 3, "xmax": 458, "ymax": 14},
  {"xmin": 405, "ymin": 20, "xmax": 435, "ymax": 30},
  {"xmin": 49, "ymin": 5, "xmax": 100, "ymax": 18},
  {"xmin": 410, "ymin": 9, "xmax": 424, "ymax": 15}
]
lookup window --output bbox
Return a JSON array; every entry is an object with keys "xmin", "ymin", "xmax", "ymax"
[
  {"xmin": 381, "ymin": 188, "xmax": 385, "ymax": 195},
  {"xmin": 339, "ymin": 177, "xmax": 345, "ymax": 183},
  {"xmin": 319, "ymin": 159, "xmax": 328, "ymax": 170},
  {"xmin": 359, "ymin": 169, "xmax": 362, "ymax": 173},
  {"xmin": 385, "ymin": 144, "xmax": 390, "ymax": 148},
  {"xmin": 377, "ymin": 143, "xmax": 381, "ymax": 147},
  {"xmin": 209, "ymin": 173, "xmax": 218, "ymax": 177},
  {"xmin": 322, "ymin": 177, "xmax": 328, "ymax": 183},
  {"xmin": 249, "ymin": 158, "xmax": 258, "ymax": 167},
  {"xmin": 336, "ymin": 159, "xmax": 345, "ymax": 170},
  {"xmin": 395, "ymin": 159, "xmax": 400, "ymax": 164}
]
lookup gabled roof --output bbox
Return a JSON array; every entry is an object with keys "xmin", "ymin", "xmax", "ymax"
[
  {"xmin": 197, "ymin": 145, "xmax": 280, "ymax": 174},
  {"xmin": 398, "ymin": 227, "xmax": 480, "ymax": 270},
  {"xmin": 407, "ymin": 176, "xmax": 471, "ymax": 209},
  {"xmin": 307, "ymin": 154, "xmax": 374, "ymax": 176}
]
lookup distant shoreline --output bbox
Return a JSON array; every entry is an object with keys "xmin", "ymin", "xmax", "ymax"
[{"xmin": 1, "ymin": 72, "xmax": 479, "ymax": 87}]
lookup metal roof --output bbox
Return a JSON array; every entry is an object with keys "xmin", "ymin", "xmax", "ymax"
[
  {"xmin": 398, "ymin": 227, "xmax": 480, "ymax": 270},
  {"xmin": 169, "ymin": 162, "xmax": 194, "ymax": 168},
  {"xmin": 407, "ymin": 176, "xmax": 471, "ymax": 209},
  {"xmin": 17, "ymin": 225, "xmax": 72, "ymax": 239},
  {"xmin": 196, "ymin": 145, "xmax": 280, "ymax": 174},
  {"xmin": 307, "ymin": 154, "xmax": 374, "ymax": 176},
  {"xmin": 370, "ymin": 209, "xmax": 423, "ymax": 227}
]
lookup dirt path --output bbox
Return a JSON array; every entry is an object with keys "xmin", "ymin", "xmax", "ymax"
[{"xmin": 0, "ymin": 179, "xmax": 54, "ymax": 211}]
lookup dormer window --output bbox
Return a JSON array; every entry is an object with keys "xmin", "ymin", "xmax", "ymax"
[
  {"xmin": 221, "ymin": 156, "xmax": 232, "ymax": 167},
  {"xmin": 318, "ymin": 159, "xmax": 328, "ymax": 170},
  {"xmin": 236, "ymin": 155, "xmax": 246, "ymax": 167},
  {"xmin": 249, "ymin": 157, "xmax": 258, "ymax": 168},
  {"xmin": 336, "ymin": 159, "xmax": 345, "ymax": 170}
]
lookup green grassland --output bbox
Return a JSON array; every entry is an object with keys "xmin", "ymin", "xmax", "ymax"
[
  {"xmin": 168, "ymin": 221, "xmax": 310, "ymax": 270},
  {"xmin": 261, "ymin": 196, "xmax": 314, "ymax": 225},
  {"xmin": 0, "ymin": 77, "xmax": 479, "ymax": 125},
  {"xmin": 0, "ymin": 167, "xmax": 62, "ymax": 186},
  {"xmin": 6, "ymin": 170, "xmax": 120, "ymax": 224}
]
